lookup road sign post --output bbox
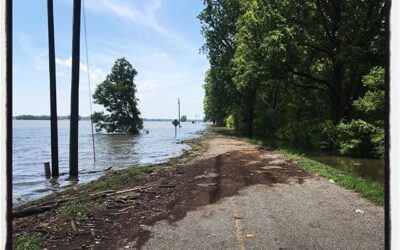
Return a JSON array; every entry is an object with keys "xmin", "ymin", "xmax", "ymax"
[{"xmin": 172, "ymin": 119, "xmax": 179, "ymax": 138}]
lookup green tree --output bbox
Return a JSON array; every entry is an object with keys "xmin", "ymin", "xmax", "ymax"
[
  {"xmin": 199, "ymin": 0, "xmax": 241, "ymax": 126},
  {"xmin": 180, "ymin": 115, "xmax": 187, "ymax": 122},
  {"xmin": 337, "ymin": 67, "xmax": 385, "ymax": 158},
  {"xmin": 199, "ymin": 0, "xmax": 385, "ymax": 158},
  {"xmin": 92, "ymin": 58, "xmax": 143, "ymax": 134}
]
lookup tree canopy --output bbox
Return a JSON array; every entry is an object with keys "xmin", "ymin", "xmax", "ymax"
[
  {"xmin": 92, "ymin": 58, "xmax": 143, "ymax": 134},
  {"xmin": 199, "ymin": 0, "xmax": 386, "ymax": 158},
  {"xmin": 180, "ymin": 115, "xmax": 187, "ymax": 122}
]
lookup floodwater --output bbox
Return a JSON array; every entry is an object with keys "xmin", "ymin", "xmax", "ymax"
[
  {"xmin": 310, "ymin": 155, "xmax": 384, "ymax": 182},
  {"xmin": 269, "ymin": 140, "xmax": 384, "ymax": 183},
  {"xmin": 13, "ymin": 120, "xmax": 206, "ymax": 203}
]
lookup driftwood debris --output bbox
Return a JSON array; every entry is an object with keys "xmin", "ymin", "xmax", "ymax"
[
  {"xmin": 12, "ymin": 196, "xmax": 74, "ymax": 218},
  {"xmin": 70, "ymin": 219, "xmax": 78, "ymax": 232},
  {"xmin": 12, "ymin": 204, "xmax": 60, "ymax": 218},
  {"xmin": 81, "ymin": 167, "xmax": 112, "ymax": 174},
  {"xmin": 12, "ymin": 183, "xmax": 162, "ymax": 218},
  {"xmin": 102, "ymin": 182, "xmax": 160, "ymax": 198}
]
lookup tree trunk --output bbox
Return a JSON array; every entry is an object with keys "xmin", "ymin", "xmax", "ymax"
[{"xmin": 242, "ymin": 89, "xmax": 256, "ymax": 137}]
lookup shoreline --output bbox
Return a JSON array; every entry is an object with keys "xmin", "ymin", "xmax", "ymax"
[
  {"xmin": 13, "ymin": 121, "xmax": 207, "ymax": 205},
  {"xmin": 13, "ymin": 132, "xmax": 209, "ymax": 211},
  {"xmin": 13, "ymin": 128, "xmax": 383, "ymax": 249},
  {"xmin": 13, "ymin": 132, "xmax": 211, "ymax": 249}
]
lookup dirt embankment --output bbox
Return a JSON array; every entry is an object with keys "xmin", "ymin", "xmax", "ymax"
[{"xmin": 13, "ymin": 133, "xmax": 383, "ymax": 250}]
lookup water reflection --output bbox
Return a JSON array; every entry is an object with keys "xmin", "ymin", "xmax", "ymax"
[
  {"xmin": 267, "ymin": 139, "xmax": 384, "ymax": 183},
  {"xmin": 310, "ymin": 155, "xmax": 384, "ymax": 182}
]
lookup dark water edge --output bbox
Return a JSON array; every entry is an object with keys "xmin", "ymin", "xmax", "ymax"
[
  {"xmin": 307, "ymin": 154, "xmax": 383, "ymax": 182},
  {"xmin": 267, "ymin": 139, "xmax": 384, "ymax": 183},
  {"xmin": 211, "ymin": 128, "xmax": 384, "ymax": 183}
]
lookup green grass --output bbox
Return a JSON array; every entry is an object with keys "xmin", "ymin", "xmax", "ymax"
[
  {"xmin": 13, "ymin": 233, "xmax": 43, "ymax": 250},
  {"xmin": 127, "ymin": 166, "xmax": 153, "ymax": 177},
  {"xmin": 92, "ymin": 166, "xmax": 153, "ymax": 191},
  {"xmin": 60, "ymin": 199, "xmax": 90, "ymax": 219},
  {"xmin": 279, "ymin": 149, "xmax": 384, "ymax": 206},
  {"xmin": 57, "ymin": 166, "xmax": 155, "ymax": 220}
]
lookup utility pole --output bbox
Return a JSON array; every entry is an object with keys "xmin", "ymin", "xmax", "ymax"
[
  {"xmin": 178, "ymin": 98, "xmax": 181, "ymax": 127},
  {"xmin": 69, "ymin": 0, "xmax": 81, "ymax": 178},
  {"xmin": 47, "ymin": 0, "xmax": 59, "ymax": 177}
]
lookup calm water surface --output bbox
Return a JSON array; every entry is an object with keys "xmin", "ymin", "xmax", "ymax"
[
  {"xmin": 13, "ymin": 120, "xmax": 206, "ymax": 203},
  {"xmin": 271, "ymin": 140, "xmax": 384, "ymax": 182},
  {"xmin": 310, "ymin": 155, "xmax": 384, "ymax": 182}
]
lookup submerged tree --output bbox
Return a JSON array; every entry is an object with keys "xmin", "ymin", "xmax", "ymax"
[
  {"xmin": 92, "ymin": 58, "xmax": 143, "ymax": 134},
  {"xmin": 180, "ymin": 115, "xmax": 187, "ymax": 122}
]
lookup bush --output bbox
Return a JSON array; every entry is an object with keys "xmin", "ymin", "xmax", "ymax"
[
  {"xmin": 225, "ymin": 114, "xmax": 235, "ymax": 128},
  {"xmin": 312, "ymin": 120, "xmax": 337, "ymax": 150},
  {"xmin": 371, "ymin": 127, "xmax": 384, "ymax": 158},
  {"xmin": 336, "ymin": 119, "xmax": 378, "ymax": 157}
]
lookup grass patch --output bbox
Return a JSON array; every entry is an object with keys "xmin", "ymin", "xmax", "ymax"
[
  {"xmin": 92, "ymin": 174, "xmax": 130, "ymax": 191},
  {"xmin": 13, "ymin": 233, "xmax": 43, "ymax": 250},
  {"xmin": 60, "ymin": 199, "xmax": 90, "ymax": 219},
  {"xmin": 127, "ymin": 166, "xmax": 153, "ymax": 177},
  {"xmin": 92, "ymin": 166, "xmax": 153, "ymax": 191},
  {"xmin": 279, "ymin": 149, "xmax": 384, "ymax": 205}
]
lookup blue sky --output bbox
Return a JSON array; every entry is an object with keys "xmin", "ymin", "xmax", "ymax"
[{"xmin": 13, "ymin": 0, "xmax": 209, "ymax": 119}]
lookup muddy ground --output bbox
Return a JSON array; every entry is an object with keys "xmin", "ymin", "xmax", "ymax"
[{"xmin": 13, "ymin": 133, "xmax": 383, "ymax": 249}]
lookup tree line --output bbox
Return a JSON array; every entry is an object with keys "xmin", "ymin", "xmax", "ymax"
[
  {"xmin": 14, "ymin": 115, "xmax": 89, "ymax": 120},
  {"xmin": 199, "ymin": 0, "xmax": 385, "ymax": 158}
]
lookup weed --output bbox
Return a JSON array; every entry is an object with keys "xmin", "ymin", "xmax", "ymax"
[
  {"xmin": 13, "ymin": 233, "xmax": 43, "ymax": 250},
  {"xmin": 60, "ymin": 200, "xmax": 90, "ymax": 219}
]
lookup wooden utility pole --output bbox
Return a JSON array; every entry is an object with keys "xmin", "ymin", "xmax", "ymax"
[
  {"xmin": 69, "ymin": 0, "xmax": 81, "ymax": 178},
  {"xmin": 47, "ymin": 0, "xmax": 59, "ymax": 177},
  {"xmin": 1, "ymin": 0, "xmax": 13, "ymax": 247}
]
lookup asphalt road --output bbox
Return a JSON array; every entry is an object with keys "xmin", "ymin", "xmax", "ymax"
[{"xmin": 139, "ymin": 136, "xmax": 384, "ymax": 250}]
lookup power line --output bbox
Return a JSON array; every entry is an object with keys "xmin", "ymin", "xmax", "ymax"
[{"xmin": 82, "ymin": 0, "xmax": 96, "ymax": 162}]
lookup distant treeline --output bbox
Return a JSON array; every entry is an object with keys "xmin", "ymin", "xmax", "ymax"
[
  {"xmin": 14, "ymin": 115, "xmax": 90, "ymax": 120},
  {"xmin": 143, "ymin": 118, "xmax": 204, "ymax": 122},
  {"xmin": 13, "ymin": 116, "xmax": 203, "ymax": 122},
  {"xmin": 143, "ymin": 118, "xmax": 173, "ymax": 122}
]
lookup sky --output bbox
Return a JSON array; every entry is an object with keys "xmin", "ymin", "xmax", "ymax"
[{"xmin": 13, "ymin": 0, "xmax": 209, "ymax": 119}]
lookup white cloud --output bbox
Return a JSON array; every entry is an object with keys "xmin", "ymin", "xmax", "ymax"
[
  {"xmin": 83, "ymin": 0, "xmax": 196, "ymax": 52},
  {"xmin": 55, "ymin": 57, "xmax": 107, "ymax": 84},
  {"xmin": 136, "ymin": 80, "xmax": 158, "ymax": 95},
  {"xmin": 55, "ymin": 57, "xmax": 72, "ymax": 67},
  {"xmin": 84, "ymin": 0, "xmax": 162, "ymax": 29},
  {"xmin": 17, "ymin": 33, "xmax": 35, "ymax": 53}
]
